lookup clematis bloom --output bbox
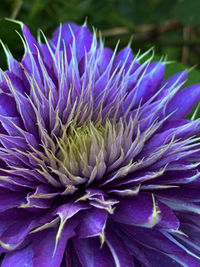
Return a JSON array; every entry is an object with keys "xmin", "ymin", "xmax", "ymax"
[{"xmin": 0, "ymin": 21, "xmax": 200, "ymax": 266}]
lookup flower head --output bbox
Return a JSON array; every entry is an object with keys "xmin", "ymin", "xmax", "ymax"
[{"xmin": 0, "ymin": 21, "xmax": 200, "ymax": 266}]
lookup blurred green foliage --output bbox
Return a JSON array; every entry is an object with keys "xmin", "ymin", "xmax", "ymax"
[{"xmin": 0, "ymin": 0, "xmax": 200, "ymax": 85}]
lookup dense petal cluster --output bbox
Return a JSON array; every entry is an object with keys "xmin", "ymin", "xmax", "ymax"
[{"xmin": 0, "ymin": 21, "xmax": 200, "ymax": 266}]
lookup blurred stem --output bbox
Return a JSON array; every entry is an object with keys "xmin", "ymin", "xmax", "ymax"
[
  {"xmin": 11, "ymin": 0, "xmax": 23, "ymax": 20},
  {"xmin": 101, "ymin": 19, "xmax": 182, "ymax": 39},
  {"xmin": 157, "ymin": 39, "xmax": 200, "ymax": 46},
  {"xmin": 182, "ymin": 26, "xmax": 191, "ymax": 64},
  {"xmin": 101, "ymin": 27, "xmax": 129, "ymax": 37},
  {"xmin": 101, "ymin": 19, "xmax": 200, "ymax": 48}
]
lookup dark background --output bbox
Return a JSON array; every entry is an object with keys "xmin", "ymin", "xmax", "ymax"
[{"xmin": 1, "ymin": 0, "xmax": 200, "ymax": 86}]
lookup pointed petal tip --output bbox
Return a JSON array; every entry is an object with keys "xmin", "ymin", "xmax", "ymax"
[
  {"xmin": 83, "ymin": 17, "xmax": 88, "ymax": 27},
  {"xmin": 128, "ymin": 35, "xmax": 134, "ymax": 47}
]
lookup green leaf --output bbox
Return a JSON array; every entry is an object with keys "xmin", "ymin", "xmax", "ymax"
[
  {"xmin": 0, "ymin": 19, "xmax": 22, "ymax": 70},
  {"xmin": 172, "ymin": 0, "xmax": 200, "ymax": 25}
]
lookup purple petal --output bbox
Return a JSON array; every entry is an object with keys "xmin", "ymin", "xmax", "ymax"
[
  {"xmin": 50, "ymin": 22, "xmax": 80, "ymax": 50},
  {"xmin": 54, "ymin": 201, "xmax": 89, "ymax": 220},
  {"xmin": 156, "ymin": 201, "xmax": 180, "ymax": 231},
  {"xmin": 166, "ymin": 83, "xmax": 200, "ymax": 120},
  {"xmin": 133, "ymin": 62, "xmax": 165, "ymax": 107},
  {"xmin": 1, "ymin": 244, "xmax": 33, "ymax": 267},
  {"xmin": 3, "ymin": 72, "xmax": 26, "ymax": 94},
  {"xmin": 0, "ymin": 208, "xmax": 30, "ymax": 222},
  {"xmin": 0, "ymin": 219, "xmax": 33, "ymax": 250},
  {"xmin": 157, "ymin": 70, "xmax": 188, "ymax": 100},
  {"xmin": 67, "ymin": 24, "xmax": 93, "ymax": 63},
  {"xmin": 12, "ymin": 94, "xmax": 38, "ymax": 137},
  {"xmin": 0, "ymin": 93, "xmax": 18, "ymax": 117},
  {"xmin": 0, "ymin": 135, "xmax": 28, "ymax": 150},
  {"xmin": 32, "ymin": 223, "xmax": 76, "ymax": 267},
  {"xmin": 124, "ymin": 225, "xmax": 200, "ymax": 266},
  {"xmin": 97, "ymin": 48, "xmax": 113, "ymax": 75},
  {"xmin": 65, "ymin": 241, "xmax": 73, "ymax": 267},
  {"xmin": 163, "ymin": 71, "xmax": 188, "ymax": 89},
  {"xmin": 174, "ymin": 223, "xmax": 200, "ymax": 256},
  {"xmin": 76, "ymin": 207, "xmax": 108, "ymax": 239},
  {"xmin": 0, "ymin": 192, "xmax": 25, "ymax": 212},
  {"xmin": 113, "ymin": 46, "xmax": 133, "ymax": 72},
  {"xmin": 21, "ymin": 24, "xmax": 38, "ymax": 55},
  {"xmin": 73, "ymin": 237, "xmax": 114, "ymax": 267},
  {"xmin": 143, "ymin": 246, "xmax": 182, "ymax": 267},
  {"xmin": 112, "ymin": 193, "xmax": 160, "ymax": 227},
  {"xmin": 114, "ymin": 228, "xmax": 151, "ymax": 267},
  {"xmin": 105, "ymin": 227, "xmax": 135, "ymax": 267}
]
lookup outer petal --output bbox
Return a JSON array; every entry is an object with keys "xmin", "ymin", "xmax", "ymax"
[
  {"xmin": 113, "ymin": 46, "xmax": 133, "ymax": 72},
  {"xmin": 0, "ymin": 93, "xmax": 18, "ymax": 117},
  {"xmin": 0, "ymin": 192, "xmax": 25, "ymax": 212},
  {"xmin": 32, "ymin": 223, "xmax": 75, "ymax": 267},
  {"xmin": 162, "ymin": 71, "xmax": 188, "ymax": 90},
  {"xmin": 75, "ymin": 207, "xmax": 108, "ymax": 239},
  {"xmin": 173, "ymin": 223, "xmax": 200, "ymax": 257},
  {"xmin": 21, "ymin": 24, "xmax": 39, "ymax": 55},
  {"xmin": 54, "ymin": 201, "xmax": 89, "ymax": 222},
  {"xmin": 105, "ymin": 227, "xmax": 135, "ymax": 267},
  {"xmin": 67, "ymin": 24, "xmax": 93, "ymax": 63},
  {"xmin": 1, "ymin": 244, "xmax": 33, "ymax": 267},
  {"xmin": 2, "ymin": 72, "xmax": 26, "ymax": 94},
  {"xmin": 112, "ymin": 193, "xmax": 160, "ymax": 228},
  {"xmin": 50, "ymin": 22, "xmax": 80, "ymax": 49},
  {"xmin": 143, "ymin": 246, "xmax": 182, "ymax": 267},
  {"xmin": 114, "ymin": 227, "xmax": 151, "ymax": 267},
  {"xmin": 0, "ymin": 219, "xmax": 33, "ymax": 251},
  {"xmin": 133, "ymin": 62, "xmax": 165, "ymax": 107},
  {"xmin": 11, "ymin": 91, "xmax": 38, "ymax": 137},
  {"xmin": 157, "ymin": 71, "xmax": 188, "ymax": 100},
  {"xmin": 166, "ymin": 83, "xmax": 200, "ymax": 120},
  {"xmin": 124, "ymin": 225, "xmax": 200, "ymax": 266},
  {"xmin": 73, "ymin": 237, "xmax": 114, "ymax": 267},
  {"xmin": 97, "ymin": 48, "xmax": 113, "ymax": 75},
  {"xmin": 65, "ymin": 241, "xmax": 73, "ymax": 267},
  {"xmin": 156, "ymin": 201, "xmax": 180, "ymax": 231}
]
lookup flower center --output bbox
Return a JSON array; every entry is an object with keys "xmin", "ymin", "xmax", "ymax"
[
  {"xmin": 32, "ymin": 118, "xmax": 136, "ymax": 188},
  {"xmin": 56, "ymin": 122, "xmax": 106, "ymax": 176},
  {"xmin": 53, "ymin": 117, "xmax": 135, "ymax": 187}
]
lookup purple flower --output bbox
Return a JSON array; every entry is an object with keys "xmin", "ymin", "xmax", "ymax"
[{"xmin": 0, "ymin": 21, "xmax": 200, "ymax": 266}]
